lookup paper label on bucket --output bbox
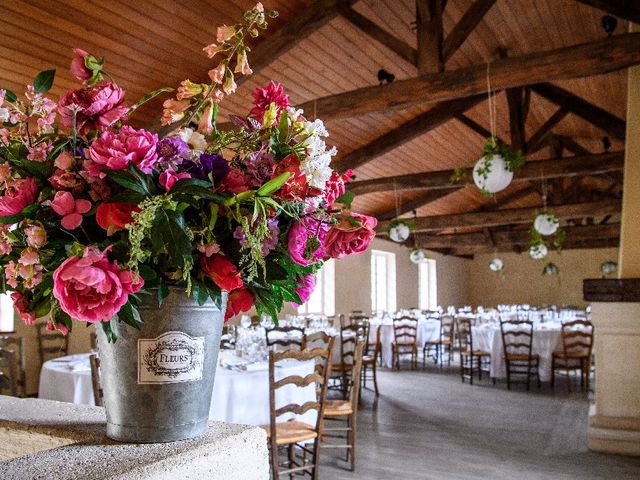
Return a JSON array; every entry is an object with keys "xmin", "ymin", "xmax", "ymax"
[{"xmin": 138, "ymin": 331, "xmax": 205, "ymax": 384}]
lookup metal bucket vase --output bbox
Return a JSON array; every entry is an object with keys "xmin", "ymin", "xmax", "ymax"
[{"xmin": 96, "ymin": 288, "xmax": 227, "ymax": 443}]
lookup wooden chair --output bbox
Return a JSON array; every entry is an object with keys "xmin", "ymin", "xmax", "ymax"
[
  {"xmin": 361, "ymin": 324, "xmax": 381, "ymax": 396},
  {"xmin": 0, "ymin": 336, "xmax": 26, "ymax": 397},
  {"xmin": 304, "ymin": 331, "xmax": 333, "ymax": 352},
  {"xmin": 332, "ymin": 323, "xmax": 365, "ymax": 398},
  {"xmin": 323, "ymin": 340, "xmax": 365, "ymax": 471},
  {"xmin": 36, "ymin": 321, "xmax": 69, "ymax": 364},
  {"xmin": 551, "ymin": 319, "xmax": 594, "ymax": 392},
  {"xmin": 89, "ymin": 353, "xmax": 104, "ymax": 407},
  {"xmin": 262, "ymin": 339, "xmax": 334, "ymax": 480},
  {"xmin": 456, "ymin": 318, "xmax": 490, "ymax": 385},
  {"xmin": 265, "ymin": 325, "xmax": 305, "ymax": 351},
  {"xmin": 89, "ymin": 332, "xmax": 98, "ymax": 351},
  {"xmin": 423, "ymin": 315, "xmax": 454, "ymax": 368},
  {"xmin": 0, "ymin": 347, "xmax": 18, "ymax": 396},
  {"xmin": 500, "ymin": 319, "xmax": 540, "ymax": 390},
  {"xmin": 392, "ymin": 316, "xmax": 418, "ymax": 370}
]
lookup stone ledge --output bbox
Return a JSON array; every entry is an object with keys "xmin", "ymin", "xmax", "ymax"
[
  {"xmin": 583, "ymin": 278, "xmax": 640, "ymax": 302},
  {"xmin": 0, "ymin": 396, "xmax": 269, "ymax": 480}
]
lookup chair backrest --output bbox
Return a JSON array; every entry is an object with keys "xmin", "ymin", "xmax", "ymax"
[
  {"xmin": 265, "ymin": 326, "xmax": 306, "ymax": 351},
  {"xmin": 393, "ymin": 316, "xmax": 418, "ymax": 345},
  {"xmin": 366, "ymin": 324, "xmax": 381, "ymax": 358},
  {"xmin": 268, "ymin": 338, "xmax": 335, "ymax": 442},
  {"xmin": 304, "ymin": 330, "xmax": 333, "ymax": 352},
  {"xmin": 0, "ymin": 336, "xmax": 25, "ymax": 396},
  {"xmin": 89, "ymin": 353, "xmax": 104, "ymax": 407},
  {"xmin": 89, "ymin": 332, "xmax": 98, "ymax": 351},
  {"xmin": 561, "ymin": 319, "xmax": 594, "ymax": 358},
  {"xmin": 340, "ymin": 323, "xmax": 366, "ymax": 367},
  {"xmin": 0, "ymin": 347, "xmax": 18, "ymax": 396},
  {"xmin": 441, "ymin": 315, "xmax": 455, "ymax": 341},
  {"xmin": 36, "ymin": 322, "xmax": 69, "ymax": 364},
  {"xmin": 500, "ymin": 319, "xmax": 534, "ymax": 358},
  {"xmin": 456, "ymin": 317, "xmax": 473, "ymax": 352},
  {"xmin": 347, "ymin": 341, "xmax": 365, "ymax": 407}
]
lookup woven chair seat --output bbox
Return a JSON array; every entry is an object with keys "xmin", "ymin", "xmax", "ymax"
[
  {"xmin": 553, "ymin": 351, "xmax": 589, "ymax": 360},
  {"xmin": 462, "ymin": 349, "xmax": 491, "ymax": 357},
  {"xmin": 331, "ymin": 363, "xmax": 353, "ymax": 372},
  {"xmin": 324, "ymin": 399, "xmax": 353, "ymax": 416},
  {"xmin": 261, "ymin": 420, "xmax": 317, "ymax": 445},
  {"xmin": 504, "ymin": 353, "xmax": 539, "ymax": 362}
]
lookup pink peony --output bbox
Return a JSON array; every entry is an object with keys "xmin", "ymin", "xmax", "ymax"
[
  {"xmin": 0, "ymin": 177, "xmax": 38, "ymax": 216},
  {"xmin": 52, "ymin": 247, "xmax": 143, "ymax": 323},
  {"xmin": 58, "ymin": 81, "xmax": 128, "ymax": 134},
  {"xmin": 51, "ymin": 191, "xmax": 91, "ymax": 230},
  {"xmin": 70, "ymin": 48, "xmax": 92, "ymax": 82},
  {"xmin": 287, "ymin": 218, "xmax": 327, "ymax": 267},
  {"xmin": 159, "ymin": 169, "xmax": 191, "ymax": 192},
  {"xmin": 323, "ymin": 213, "xmax": 377, "ymax": 259},
  {"xmin": 86, "ymin": 126, "xmax": 158, "ymax": 177},
  {"xmin": 292, "ymin": 274, "xmax": 315, "ymax": 307},
  {"xmin": 11, "ymin": 291, "xmax": 37, "ymax": 326}
]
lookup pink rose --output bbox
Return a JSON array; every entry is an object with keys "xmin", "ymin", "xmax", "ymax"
[
  {"xmin": 159, "ymin": 169, "xmax": 191, "ymax": 192},
  {"xmin": 292, "ymin": 274, "xmax": 315, "ymax": 307},
  {"xmin": 52, "ymin": 247, "xmax": 143, "ymax": 323},
  {"xmin": 11, "ymin": 291, "xmax": 37, "ymax": 326},
  {"xmin": 70, "ymin": 48, "xmax": 92, "ymax": 82},
  {"xmin": 86, "ymin": 126, "xmax": 158, "ymax": 177},
  {"xmin": 51, "ymin": 191, "xmax": 91, "ymax": 230},
  {"xmin": 58, "ymin": 81, "xmax": 128, "ymax": 134},
  {"xmin": 323, "ymin": 213, "xmax": 377, "ymax": 259},
  {"xmin": 0, "ymin": 177, "xmax": 38, "ymax": 216},
  {"xmin": 287, "ymin": 218, "xmax": 327, "ymax": 267}
]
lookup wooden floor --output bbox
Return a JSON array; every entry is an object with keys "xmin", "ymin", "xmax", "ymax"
[{"xmin": 320, "ymin": 362, "xmax": 640, "ymax": 480}]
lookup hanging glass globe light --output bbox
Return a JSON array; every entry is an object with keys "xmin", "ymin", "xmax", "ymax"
[
  {"xmin": 600, "ymin": 260, "xmax": 617, "ymax": 275},
  {"xmin": 529, "ymin": 243, "xmax": 548, "ymax": 260},
  {"xmin": 388, "ymin": 220, "xmax": 411, "ymax": 243},
  {"xmin": 489, "ymin": 258, "xmax": 504, "ymax": 272},
  {"xmin": 543, "ymin": 262, "xmax": 559, "ymax": 276},
  {"xmin": 534, "ymin": 213, "xmax": 559, "ymax": 236},
  {"xmin": 473, "ymin": 154, "xmax": 514, "ymax": 194},
  {"xmin": 409, "ymin": 248, "xmax": 426, "ymax": 264}
]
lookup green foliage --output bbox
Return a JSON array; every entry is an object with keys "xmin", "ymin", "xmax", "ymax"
[
  {"xmin": 33, "ymin": 69, "xmax": 56, "ymax": 94},
  {"xmin": 480, "ymin": 136, "xmax": 525, "ymax": 172},
  {"xmin": 2, "ymin": 89, "xmax": 17, "ymax": 103}
]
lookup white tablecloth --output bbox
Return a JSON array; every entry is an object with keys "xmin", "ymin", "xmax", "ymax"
[
  {"xmin": 472, "ymin": 323, "xmax": 562, "ymax": 382},
  {"xmin": 371, "ymin": 318, "xmax": 441, "ymax": 368},
  {"xmin": 39, "ymin": 351, "xmax": 316, "ymax": 426}
]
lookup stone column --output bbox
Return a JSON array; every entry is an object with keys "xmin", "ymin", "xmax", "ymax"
[{"xmin": 586, "ymin": 22, "xmax": 640, "ymax": 456}]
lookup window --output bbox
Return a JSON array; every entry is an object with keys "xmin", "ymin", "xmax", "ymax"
[
  {"xmin": 419, "ymin": 259, "xmax": 438, "ymax": 310},
  {"xmin": 371, "ymin": 250, "xmax": 396, "ymax": 313},
  {"xmin": 297, "ymin": 259, "xmax": 335, "ymax": 316},
  {"xmin": 0, "ymin": 293, "xmax": 14, "ymax": 332}
]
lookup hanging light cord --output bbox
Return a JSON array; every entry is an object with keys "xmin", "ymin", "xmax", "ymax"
[{"xmin": 486, "ymin": 62, "xmax": 497, "ymax": 146}]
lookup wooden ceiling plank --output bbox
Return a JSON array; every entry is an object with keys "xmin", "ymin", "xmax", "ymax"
[
  {"xmin": 297, "ymin": 33, "xmax": 640, "ymax": 121},
  {"xmin": 338, "ymin": 5, "xmax": 417, "ymax": 66},
  {"xmin": 377, "ymin": 199, "xmax": 621, "ymax": 232},
  {"xmin": 575, "ymin": 0, "xmax": 640, "ymax": 24},
  {"xmin": 530, "ymin": 83, "xmax": 626, "ymax": 140},
  {"xmin": 524, "ymin": 107, "xmax": 570, "ymax": 154},
  {"xmin": 416, "ymin": 0, "xmax": 444, "ymax": 73},
  {"xmin": 332, "ymin": 94, "xmax": 485, "ymax": 172},
  {"xmin": 443, "ymin": 0, "xmax": 497, "ymax": 62},
  {"xmin": 349, "ymin": 151, "xmax": 624, "ymax": 195}
]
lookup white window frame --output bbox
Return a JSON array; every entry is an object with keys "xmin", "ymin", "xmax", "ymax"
[
  {"xmin": 371, "ymin": 250, "xmax": 396, "ymax": 313},
  {"xmin": 0, "ymin": 293, "xmax": 15, "ymax": 332},
  {"xmin": 297, "ymin": 259, "xmax": 335, "ymax": 316},
  {"xmin": 418, "ymin": 258, "xmax": 438, "ymax": 310}
]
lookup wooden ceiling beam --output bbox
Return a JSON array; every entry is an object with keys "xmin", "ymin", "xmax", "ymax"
[
  {"xmin": 377, "ymin": 188, "xmax": 461, "ymax": 221},
  {"xmin": 557, "ymin": 135, "xmax": 591, "ymax": 156},
  {"xmin": 524, "ymin": 107, "xmax": 570, "ymax": 154},
  {"xmin": 506, "ymin": 86, "xmax": 527, "ymax": 151},
  {"xmin": 416, "ymin": 0, "xmax": 444, "ymax": 73},
  {"xmin": 575, "ymin": 1, "xmax": 640, "ymax": 24},
  {"xmin": 332, "ymin": 94, "xmax": 485, "ymax": 172},
  {"xmin": 530, "ymin": 83, "xmax": 626, "ymax": 140},
  {"xmin": 445, "ymin": 237, "xmax": 619, "ymax": 255},
  {"xmin": 415, "ymin": 223, "xmax": 620, "ymax": 250},
  {"xmin": 377, "ymin": 199, "xmax": 621, "ymax": 232},
  {"xmin": 443, "ymin": 0, "xmax": 497, "ymax": 62},
  {"xmin": 338, "ymin": 5, "xmax": 417, "ymax": 66},
  {"xmin": 349, "ymin": 151, "xmax": 624, "ymax": 195},
  {"xmin": 297, "ymin": 33, "xmax": 640, "ymax": 121}
]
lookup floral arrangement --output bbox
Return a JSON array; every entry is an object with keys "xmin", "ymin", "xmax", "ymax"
[
  {"xmin": 528, "ymin": 210, "xmax": 565, "ymax": 260},
  {"xmin": 0, "ymin": 4, "xmax": 376, "ymax": 341},
  {"xmin": 473, "ymin": 136, "xmax": 525, "ymax": 196}
]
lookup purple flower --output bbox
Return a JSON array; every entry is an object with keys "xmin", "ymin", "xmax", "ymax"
[
  {"xmin": 245, "ymin": 151, "xmax": 275, "ymax": 187},
  {"xmin": 156, "ymin": 137, "xmax": 190, "ymax": 171},
  {"xmin": 234, "ymin": 217, "xmax": 280, "ymax": 256},
  {"xmin": 182, "ymin": 153, "xmax": 229, "ymax": 182}
]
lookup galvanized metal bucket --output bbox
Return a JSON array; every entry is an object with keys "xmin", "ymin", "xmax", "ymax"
[{"xmin": 96, "ymin": 288, "xmax": 227, "ymax": 443}]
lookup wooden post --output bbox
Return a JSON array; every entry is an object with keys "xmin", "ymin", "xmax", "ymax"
[{"xmin": 416, "ymin": 0, "xmax": 444, "ymax": 74}]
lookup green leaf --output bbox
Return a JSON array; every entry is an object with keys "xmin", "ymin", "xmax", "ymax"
[
  {"xmin": 153, "ymin": 209, "xmax": 193, "ymax": 268},
  {"xmin": 257, "ymin": 172, "xmax": 290, "ymax": 196},
  {"xmin": 129, "ymin": 86, "xmax": 173, "ymax": 116},
  {"xmin": 118, "ymin": 301, "xmax": 142, "ymax": 330},
  {"xmin": 0, "ymin": 203, "xmax": 38, "ymax": 224},
  {"xmin": 2, "ymin": 89, "xmax": 17, "ymax": 103},
  {"xmin": 171, "ymin": 177, "xmax": 213, "ymax": 191},
  {"xmin": 335, "ymin": 190, "xmax": 354, "ymax": 209},
  {"xmin": 104, "ymin": 169, "xmax": 149, "ymax": 195},
  {"xmin": 158, "ymin": 278, "xmax": 169, "ymax": 307},
  {"xmin": 101, "ymin": 318, "xmax": 118, "ymax": 343},
  {"xmin": 33, "ymin": 69, "xmax": 56, "ymax": 94},
  {"xmin": 109, "ymin": 191, "xmax": 146, "ymax": 204}
]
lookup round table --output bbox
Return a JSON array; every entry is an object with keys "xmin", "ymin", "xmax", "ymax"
[
  {"xmin": 39, "ymin": 351, "xmax": 316, "ymax": 426},
  {"xmin": 370, "ymin": 318, "xmax": 441, "ymax": 368}
]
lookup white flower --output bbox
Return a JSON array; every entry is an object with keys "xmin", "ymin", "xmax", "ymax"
[
  {"xmin": 301, "ymin": 150, "xmax": 334, "ymax": 189},
  {"xmin": 305, "ymin": 118, "xmax": 329, "ymax": 138},
  {"xmin": 179, "ymin": 128, "xmax": 207, "ymax": 151},
  {"xmin": 0, "ymin": 107, "xmax": 9, "ymax": 123},
  {"xmin": 286, "ymin": 106, "xmax": 304, "ymax": 121}
]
